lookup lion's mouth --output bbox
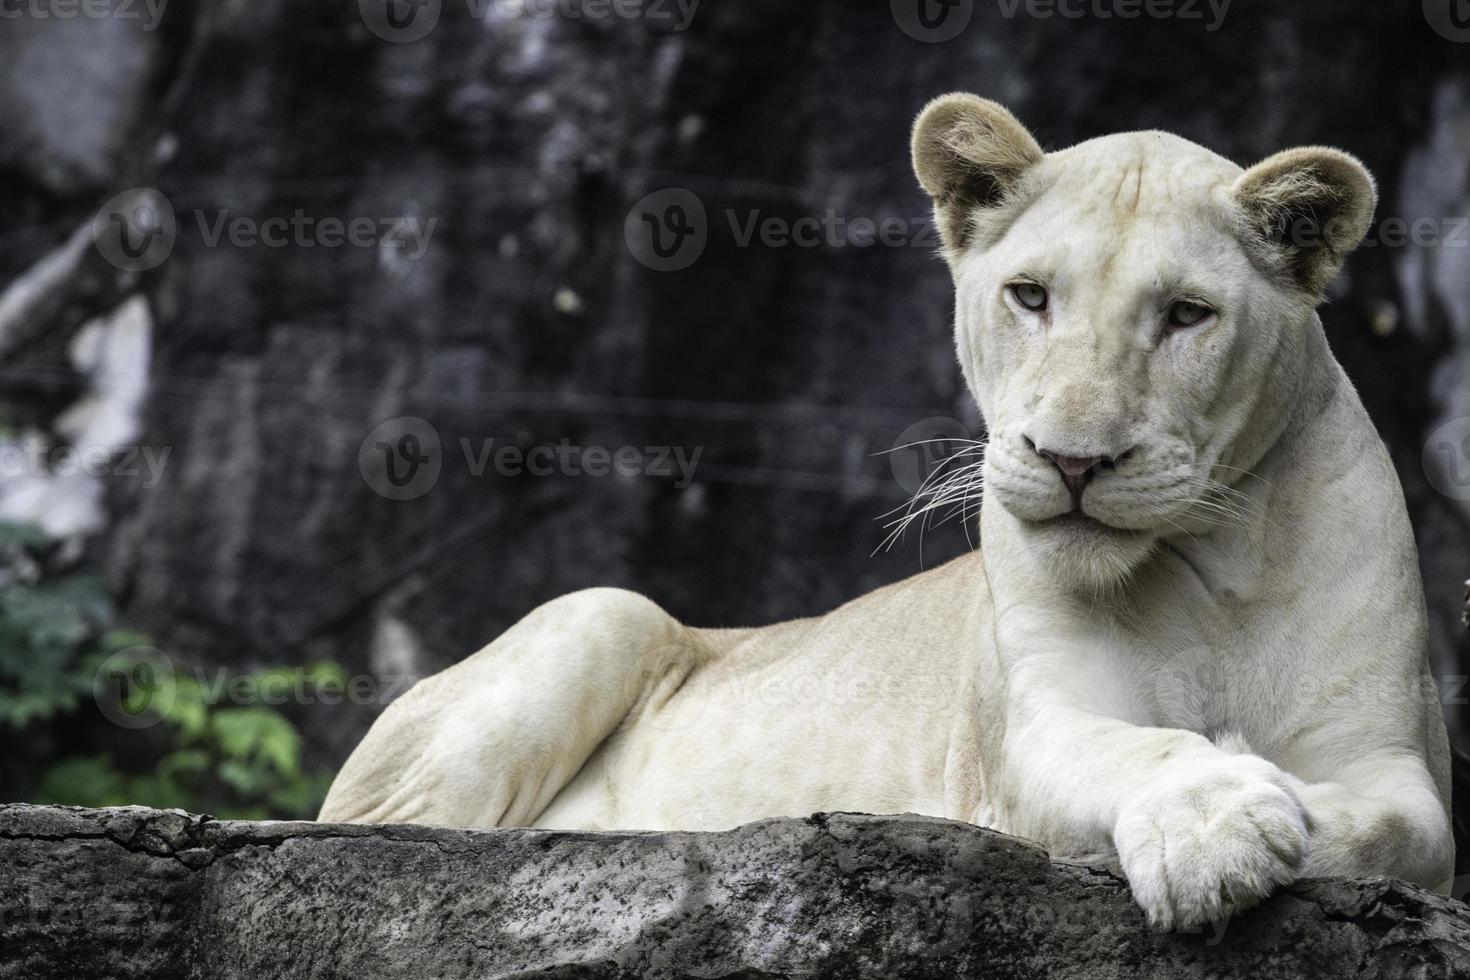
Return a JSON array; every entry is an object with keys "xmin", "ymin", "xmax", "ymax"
[{"xmin": 1034, "ymin": 511, "xmax": 1140, "ymax": 538}]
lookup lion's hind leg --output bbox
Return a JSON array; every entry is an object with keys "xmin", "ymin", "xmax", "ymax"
[{"xmin": 317, "ymin": 588, "xmax": 700, "ymax": 829}]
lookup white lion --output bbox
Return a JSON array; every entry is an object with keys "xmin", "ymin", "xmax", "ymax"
[{"xmin": 320, "ymin": 95, "xmax": 1454, "ymax": 929}]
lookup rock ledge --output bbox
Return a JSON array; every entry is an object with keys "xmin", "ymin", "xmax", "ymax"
[{"xmin": 2, "ymin": 804, "xmax": 1468, "ymax": 979}]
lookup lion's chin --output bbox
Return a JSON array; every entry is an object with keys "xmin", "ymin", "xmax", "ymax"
[{"xmin": 1022, "ymin": 511, "xmax": 1159, "ymax": 592}]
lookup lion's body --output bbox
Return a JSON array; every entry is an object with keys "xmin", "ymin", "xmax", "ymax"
[
  {"xmin": 320, "ymin": 99, "xmax": 1454, "ymax": 929},
  {"xmin": 535, "ymin": 558, "xmax": 991, "ymax": 833},
  {"xmin": 320, "ymin": 559, "xmax": 989, "ymax": 833}
]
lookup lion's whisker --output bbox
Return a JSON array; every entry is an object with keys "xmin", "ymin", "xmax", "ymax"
[{"xmin": 875, "ymin": 441, "xmax": 988, "ymax": 555}]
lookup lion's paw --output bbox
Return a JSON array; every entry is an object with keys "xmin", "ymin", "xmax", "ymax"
[{"xmin": 1114, "ymin": 754, "xmax": 1309, "ymax": 930}]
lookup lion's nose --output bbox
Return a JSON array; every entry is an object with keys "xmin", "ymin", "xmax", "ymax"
[{"xmin": 1027, "ymin": 439, "xmax": 1125, "ymax": 509}]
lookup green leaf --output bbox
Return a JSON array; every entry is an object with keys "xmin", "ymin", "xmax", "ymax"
[
  {"xmin": 34, "ymin": 756, "xmax": 127, "ymax": 807},
  {"xmin": 0, "ymin": 522, "xmax": 50, "ymax": 549},
  {"xmin": 305, "ymin": 661, "xmax": 350, "ymax": 688},
  {"xmin": 211, "ymin": 707, "xmax": 302, "ymax": 778},
  {"xmin": 217, "ymin": 805, "xmax": 271, "ymax": 821},
  {"xmin": 97, "ymin": 629, "xmax": 154, "ymax": 655},
  {"xmin": 268, "ymin": 770, "xmax": 335, "ymax": 819},
  {"xmin": 158, "ymin": 749, "xmax": 210, "ymax": 779},
  {"xmin": 124, "ymin": 773, "xmax": 195, "ymax": 811},
  {"xmin": 217, "ymin": 758, "xmax": 270, "ymax": 795},
  {"xmin": 0, "ymin": 549, "xmax": 344, "ymax": 820}
]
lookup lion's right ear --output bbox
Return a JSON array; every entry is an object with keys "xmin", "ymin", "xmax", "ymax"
[{"xmin": 912, "ymin": 94, "xmax": 1044, "ymax": 253}]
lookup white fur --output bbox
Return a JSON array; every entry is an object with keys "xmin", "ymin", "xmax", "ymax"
[{"xmin": 320, "ymin": 100, "xmax": 1453, "ymax": 930}]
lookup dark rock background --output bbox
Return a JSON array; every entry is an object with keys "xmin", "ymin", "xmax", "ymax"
[{"xmin": 0, "ymin": 1, "xmax": 1466, "ymax": 774}]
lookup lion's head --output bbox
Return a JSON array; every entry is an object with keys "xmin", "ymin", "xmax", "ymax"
[{"xmin": 912, "ymin": 94, "xmax": 1377, "ymax": 589}]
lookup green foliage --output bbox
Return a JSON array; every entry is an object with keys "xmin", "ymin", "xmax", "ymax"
[
  {"xmin": 0, "ymin": 522, "xmax": 339, "ymax": 819},
  {"xmin": 0, "ymin": 522, "xmax": 117, "ymax": 730}
]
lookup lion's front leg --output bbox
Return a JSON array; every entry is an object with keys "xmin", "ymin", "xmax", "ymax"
[
  {"xmin": 1278, "ymin": 730, "xmax": 1454, "ymax": 892},
  {"xmin": 1110, "ymin": 744, "xmax": 1310, "ymax": 929},
  {"xmin": 1001, "ymin": 693, "xmax": 1309, "ymax": 930}
]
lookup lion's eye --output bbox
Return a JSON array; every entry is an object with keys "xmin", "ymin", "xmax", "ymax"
[
  {"xmin": 1167, "ymin": 301, "xmax": 1213, "ymax": 329},
  {"xmin": 1010, "ymin": 283, "xmax": 1049, "ymax": 312}
]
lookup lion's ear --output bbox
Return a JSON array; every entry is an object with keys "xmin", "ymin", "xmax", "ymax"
[
  {"xmin": 912, "ymin": 93, "xmax": 1044, "ymax": 252},
  {"xmin": 1231, "ymin": 147, "xmax": 1378, "ymax": 297}
]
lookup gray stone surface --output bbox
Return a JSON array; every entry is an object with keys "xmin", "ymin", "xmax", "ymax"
[
  {"xmin": 3, "ymin": 804, "xmax": 1470, "ymax": 979},
  {"xmin": 0, "ymin": 0, "xmax": 178, "ymax": 194}
]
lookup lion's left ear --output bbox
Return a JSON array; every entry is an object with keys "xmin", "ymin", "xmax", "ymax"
[{"xmin": 1231, "ymin": 147, "xmax": 1377, "ymax": 296}]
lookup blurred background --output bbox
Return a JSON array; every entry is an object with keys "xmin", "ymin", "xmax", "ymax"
[{"xmin": 0, "ymin": 0, "xmax": 1466, "ymax": 839}]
